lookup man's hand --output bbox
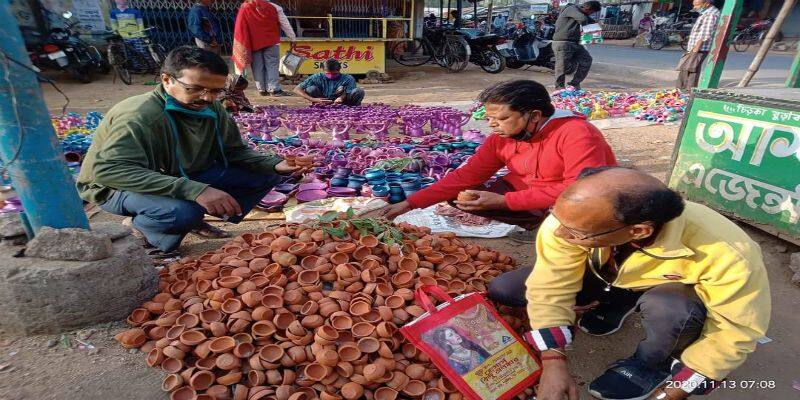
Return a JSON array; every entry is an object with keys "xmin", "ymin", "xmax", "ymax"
[
  {"xmin": 274, "ymin": 160, "xmax": 304, "ymax": 175},
  {"xmin": 537, "ymin": 355, "xmax": 579, "ymax": 400},
  {"xmin": 196, "ymin": 187, "xmax": 242, "ymax": 219},
  {"xmin": 454, "ymin": 190, "xmax": 507, "ymax": 211},
  {"xmin": 360, "ymin": 201, "xmax": 412, "ymax": 220},
  {"xmin": 334, "ymin": 96, "xmax": 345, "ymax": 105},
  {"xmin": 311, "ymin": 97, "xmax": 333, "ymax": 105}
]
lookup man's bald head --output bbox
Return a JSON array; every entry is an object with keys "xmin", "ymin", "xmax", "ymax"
[{"xmin": 562, "ymin": 167, "xmax": 685, "ymax": 226}]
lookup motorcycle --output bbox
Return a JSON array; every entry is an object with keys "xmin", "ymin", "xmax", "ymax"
[
  {"xmin": 455, "ymin": 28, "xmax": 507, "ymax": 74},
  {"xmin": 34, "ymin": 11, "xmax": 109, "ymax": 83},
  {"xmin": 733, "ymin": 18, "xmax": 780, "ymax": 52},
  {"xmin": 500, "ymin": 26, "xmax": 558, "ymax": 71}
]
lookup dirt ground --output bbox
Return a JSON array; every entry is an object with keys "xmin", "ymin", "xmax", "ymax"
[{"xmin": 1, "ymin": 64, "xmax": 798, "ymax": 400}]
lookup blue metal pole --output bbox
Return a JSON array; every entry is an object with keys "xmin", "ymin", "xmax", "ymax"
[{"xmin": 0, "ymin": 2, "xmax": 89, "ymax": 233}]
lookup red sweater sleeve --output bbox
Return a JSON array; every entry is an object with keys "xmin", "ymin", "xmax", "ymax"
[
  {"xmin": 504, "ymin": 124, "xmax": 617, "ymax": 211},
  {"xmin": 407, "ymin": 136, "xmax": 505, "ymax": 209}
]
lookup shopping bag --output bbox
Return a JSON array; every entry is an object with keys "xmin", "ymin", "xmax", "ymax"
[
  {"xmin": 279, "ymin": 47, "xmax": 305, "ymax": 76},
  {"xmin": 400, "ymin": 285, "xmax": 541, "ymax": 400},
  {"xmin": 580, "ymin": 23, "xmax": 603, "ymax": 45}
]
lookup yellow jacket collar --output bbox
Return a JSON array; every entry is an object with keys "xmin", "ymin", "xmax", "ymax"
[{"xmin": 638, "ymin": 212, "xmax": 695, "ymax": 259}]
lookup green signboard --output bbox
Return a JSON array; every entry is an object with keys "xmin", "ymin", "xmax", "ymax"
[{"xmin": 668, "ymin": 90, "xmax": 800, "ymax": 243}]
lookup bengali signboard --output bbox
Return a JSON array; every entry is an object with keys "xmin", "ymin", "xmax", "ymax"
[
  {"xmin": 279, "ymin": 40, "xmax": 386, "ymax": 74},
  {"xmin": 668, "ymin": 91, "xmax": 800, "ymax": 243}
]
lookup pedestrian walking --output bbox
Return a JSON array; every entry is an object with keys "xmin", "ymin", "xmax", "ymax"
[
  {"xmin": 187, "ymin": 0, "xmax": 222, "ymax": 54},
  {"xmin": 552, "ymin": 1, "xmax": 601, "ymax": 90},
  {"xmin": 232, "ymin": 0, "xmax": 296, "ymax": 97},
  {"xmin": 676, "ymin": 0, "xmax": 721, "ymax": 90}
]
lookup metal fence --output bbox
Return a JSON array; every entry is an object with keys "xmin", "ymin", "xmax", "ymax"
[{"xmin": 127, "ymin": 0, "xmax": 413, "ymax": 54}]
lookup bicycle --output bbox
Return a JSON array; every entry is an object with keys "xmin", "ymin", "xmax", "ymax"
[
  {"xmin": 106, "ymin": 27, "xmax": 167, "ymax": 85},
  {"xmin": 648, "ymin": 26, "xmax": 689, "ymax": 51},
  {"xmin": 391, "ymin": 26, "xmax": 471, "ymax": 73}
]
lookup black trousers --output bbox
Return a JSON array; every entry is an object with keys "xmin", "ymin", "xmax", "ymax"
[
  {"xmin": 553, "ymin": 41, "xmax": 593, "ymax": 89},
  {"xmin": 488, "ymin": 266, "xmax": 707, "ymax": 371},
  {"xmin": 305, "ymin": 86, "xmax": 365, "ymax": 106}
]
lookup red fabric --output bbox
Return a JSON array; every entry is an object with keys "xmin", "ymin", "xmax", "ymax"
[
  {"xmin": 232, "ymin": 0, "xmax": 281, "ymax": 73},
  {"xmin": 407, "ymin": 115, "xmax": 617, "ymax": 211}
]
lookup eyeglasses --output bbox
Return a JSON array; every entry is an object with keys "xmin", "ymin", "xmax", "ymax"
[
  {"xmin": 169, "ymin": 75, "xmax": 226, "ymax": 97},
  {"xmin": 550, "ymin": 209, "xmax": 630, "ymax": 241}
]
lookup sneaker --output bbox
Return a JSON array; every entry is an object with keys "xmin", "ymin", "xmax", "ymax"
[
  {"xmin": 507, "ymin": 229, "xmax": 536, "ymax": 244},
  {"xmin": 578, "ymin": 296, "xmax": 638, "ymax": 336},
  {"xmin": 588, "ymin": 357, "xmax": 670, "ymax": 400},
  {"xmin": 269, "ymin": 90, "xmax": 292, "ymax": 97}
]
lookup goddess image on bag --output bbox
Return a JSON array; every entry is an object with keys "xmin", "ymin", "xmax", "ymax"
[{"xmin": 430, "ymin": 327, "xmax": 491, "ymax": 375}]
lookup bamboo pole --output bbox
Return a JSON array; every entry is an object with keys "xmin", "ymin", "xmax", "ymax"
[
  {"xmin": 787, "ymin": 44, "xmax": 800, "ymax": 88},
  {"xmin": 738, "ymin": 0, "xmax": 797, "ymax": 87},
  {"xmin": 487, "ymin": 0, "xmax": 494, "ymax": 33}
]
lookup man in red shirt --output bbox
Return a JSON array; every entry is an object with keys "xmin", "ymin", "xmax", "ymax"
[{"xmin": 365, "ymin": 80, "xmax": 617, "ymax": 242}]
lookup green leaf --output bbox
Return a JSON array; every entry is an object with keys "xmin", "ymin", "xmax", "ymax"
[
  {"xmin": 318, "ymin": 211, "xmax": 339, "ymax": 223},
  {"xmin": 346, "ymin": 207, "xmax": 355, "ymax": 218}
]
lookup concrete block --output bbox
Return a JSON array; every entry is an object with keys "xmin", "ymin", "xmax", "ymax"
[
  {"xmin": 0, "ymin": 213, "xmax": 25, "ymax": 238},
  {"xmin": 90, "ymin": 222, "xmax": 131, "ymax": 241},
  {"xmin": 26, "ymin": 227, "xmax": 112, "ymax": 261},
  {"xmin": 0, "ymin": 235, "xmax": 158, "ymax": 336}
]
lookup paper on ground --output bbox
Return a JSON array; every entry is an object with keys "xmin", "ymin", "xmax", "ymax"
[{"xmin": 395, "ymin": 204, "xmax": 516, "ymax": 238}]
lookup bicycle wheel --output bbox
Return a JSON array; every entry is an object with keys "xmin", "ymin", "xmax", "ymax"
[
  {"xmin": 479, "ymin": 49, "xmax": 506, "ymax": 74},
  {"xmin": 391, "ymin": 39, "xmax": 433, "ymax": 67},
  {"xmin": 115, "ymin": 65, "xmax": 132, "ymax": 85},
  {"xmin": 733, "ymin": 33, "xmax": 750, "ymax": 52},
  {"xmin": 442, "ymin": 36, "xmax": 470, "ymax": 73},
  {"xmin": 649, "ymin": 31, "xmax": 668, "ymax": 50}
]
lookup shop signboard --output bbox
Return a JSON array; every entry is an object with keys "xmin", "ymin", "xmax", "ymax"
[
  {"xmin": 668, "ymin": 90, "xmax": 800, "ymax": 243},
  {"xmin": 280, "ymin": 40, "xmax": 386, "ymax": 74}
]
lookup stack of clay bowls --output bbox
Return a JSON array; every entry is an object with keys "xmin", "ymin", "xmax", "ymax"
[{"xmin": 117, "ymin": 215, "xmax": 534, "ymax": 400}]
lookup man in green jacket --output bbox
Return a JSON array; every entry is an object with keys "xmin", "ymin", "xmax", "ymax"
[{"xmin": 77, "ymin": 46, "xmax": 299, "ymax": 258}]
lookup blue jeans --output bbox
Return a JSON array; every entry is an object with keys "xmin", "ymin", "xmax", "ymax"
[{"xmin": 101, "ymin": 164, "xmax": 281, "ymax": 252}]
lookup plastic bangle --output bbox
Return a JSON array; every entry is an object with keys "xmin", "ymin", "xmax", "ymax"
[{"xmin": 544, "ymin": 348, "xmax": 568, "ymax": 358}]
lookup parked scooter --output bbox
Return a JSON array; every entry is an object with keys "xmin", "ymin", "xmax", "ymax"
[
  {"xmin": 456, "ymin": 28, "xmax": 507, "ymax": 74},
  {"xmin": 500, "ymin": 26, "xmax": 559, "ymax": 71},
  {"xmin": 33, "ymin": 11, "xmax": 109, "ymax": 83}
]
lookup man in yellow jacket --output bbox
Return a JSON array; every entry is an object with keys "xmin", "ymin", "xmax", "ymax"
[{"xmin": 488, "ymin": 167, "xmax": 770, "ymax": 400}]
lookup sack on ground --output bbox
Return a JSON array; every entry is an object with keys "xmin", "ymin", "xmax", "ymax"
[
  {"xmin": 280, "ymin": 50, "xmax": 305, "ymax": 76},
  {"xmin": 400, "ymin": 285, "xmax": 541, "ymax": 400}
]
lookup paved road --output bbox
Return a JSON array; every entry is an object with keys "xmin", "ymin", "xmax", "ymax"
[{"xmin": 587, "ymin": 44, "xmax": 795, "ymax": 87}]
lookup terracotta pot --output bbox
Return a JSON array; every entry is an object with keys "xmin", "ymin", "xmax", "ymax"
[
  {"xmin": 405, "ymin": 363, "xmax": 425, "ymax": 380},
  {"xmin": 385, "ymin": 295, "xmax": 404, "ymax": 309},
  {"xmin": 424, "ymin": 388, "xmax": 446, "ymax": 400},
  {"xmin": 398, "ymin": 257, "xmax": 418, "ymax": 271},
  {"xmin": 348, "ymin": 301, "xmax": 371, "ymax": 317},
  {"xmin": 341, "ymin": 382, "xmax": 364, "ymax": 400},
  {"xmin": 391, "ymin": 271, "xmax": 414, "ymax": 287},
  {"xmin": 331, "ymin": 314, "xmax": 353, "ymax": 331},
  {"xmin": 297, "ymin": 270, "xmax": 320, "ymax": 286},
  {"xmin": 438, "ymin": 377, "xmax": 458, "ymax": 393},
  {"xmin": 233, "ymin": 385, "xmax": 249, "ymax": 400},
  {"xmin": 248, "ymin": 369, "xmax": 266, "ymax": 386},
  {"xmin": 251, "ymin": 306, "xmax": 273, "ymax": 321},
  {"xmin": 314, "ymin": 348, "xmax": 338, "ymax": 367},
  {"xmin": 161, "ymin": 373, "xmax": 183, "ymax": 392},
  {"xmin": 386, "ymin": 371, "xmax": 409, "ymax": 391},
  {"xmin": 252, "ymin": 320, "xmax": 277, "ymax": 339},
  {"xmin": 199, "ymin": 309, "xmax": 223, "ymax": 324},
  {"xmin": 218, "ymin": 276, "xmax": 244, "ymax": 289},
  {"xmin": 319, "ymin": 392, "xmax": 342, "ymax": 400},
  {"xmin": 115, "ymin": 328, "xmax": 146, "ymax": 349},
  {"xmin": 233, "ymin": 342, "xmax": 255, "ymax": 358},
  {"xmin": 288, "ymin": 393, "xmax": 311, "ymax": 400},
  {"xmin": 195, "ymin": 356, "xmax": 217, "ymax": 371},
  {"xmin": 286, "ymin": 346, "xmax": 307, "ymax": 364},
  {"xmin": 315, "ymin": 325, "xmax": 339, "ymax": 341},
  {"xmin": 358, "ymin": 235, "xmax": 379, "ymax": 248},
  {"xmin": 216, "ymin": 352, "xmax": 241, "ymax": 370},
  {"xmin": 351, "ymin": 322, "xmax": 375, "ymax": 338},
  {"xmin": 270, "ymin": 235, "xmax": 293, "ymax": 252},
  {"xmin": 161, "ymin": 358, "xmax": 183, "ymax": 374},
  {"xmin": 179, "ymin": 330, "xmax": 207, "ymax": 346},
  {"xmin": 273, "ymin": 311, "xmax": 296, "ymax": 330},
  {"xmin": 363, "ymin": 363, "xmax": 386, "ymax": 382},
  {"xmin": 373, "ymin": 387, "xmax": 398, "ymax": 400},
  {"xmin": 357, "ymin": 337, "xmax": 380, "ymax": 354},
  {"xmin": 217, "ymin": 371, "xmax": 243, "ymax": 386},
  {"xmin": 329, "ymin": 252, "xmax": 349, "ymax": 266},
  {"xmin": 259, "ymin": 344, "xmax": 284, "ymax": 363},
  {"xmin": 170, "ymin": 386, "xmax": 196, "ymax": 400},
  {"xmin": 337, "ymin": 344, "xmax": 361, "ymax": 362},
  {"xmin": 300, "ymin": 315, "xmax": 324, "ymax": 330},
  {"xmin": 209, "ymin": 336, "xmax": 235, "ymax": 354},
  {"xmin": 401, "ymin": 343, "xmax": 418, "ymax": 359},
  {"xmin": 206, "ymin": 385, "xmax": 231, "ymax": 400},
  {"xmin": 272, "ymin": 251, "xmax": 297, "ymax": 267},
  {"xmin": 402, "ymin": 380, "xmax": 427, "ymax": 397},
  {"xmin": 146, "ymin": 348, "xmax": 165, "ymax": 367},
  {"xmin": 303, "ymin": 362, "xmax": 329, "ymax": 381},
  {"xmin": 261, "ymin": 293, "xmax": 284, "ymax": 309},
  {"xmin": 299, "ymin": 300, "xmax": 319, "ymax": 316},
  {"xmin": 189, "ymin": 370, "xmax": 215, "ymax": 390},
  {"xmin": 239, "ymin": 291, "xmax": 263, "ymax": 308},
  {"xmin": 165, "ymin": 325, "xmax": 185, "ymax": 341}
]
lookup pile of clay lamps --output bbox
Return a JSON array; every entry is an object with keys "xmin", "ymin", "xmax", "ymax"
[{"xmin": 116, "ymin": 216, "xmax": 534, "ymax": 400}]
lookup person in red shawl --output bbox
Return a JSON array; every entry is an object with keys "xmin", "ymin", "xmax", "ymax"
[{"xmin": 232, "ymin": 0, "xmax": 296, "ymax": 97}]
